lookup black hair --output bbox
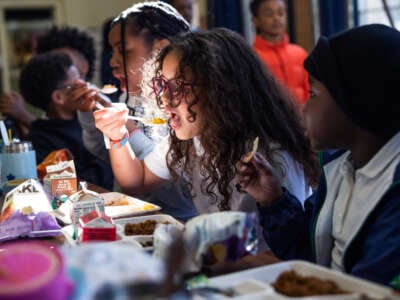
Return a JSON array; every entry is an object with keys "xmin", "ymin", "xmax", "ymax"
[
  {"xmin": 19, "ymin": 52, "xmax": 72, "ymax": 112},
  {"xmin": 155, "ymin": 28, "xmax": 319, "ymax": 210},
  {"xmin": 111, "ymin": 1, "xmax": 190, "ymax": 104},
  {"xmin": 250, "ymin": 0, "xmax": 284, "ymax": 17},
  {"xmin": 36, "ymin": 26, "xmax": 96, "ymax": 81}
]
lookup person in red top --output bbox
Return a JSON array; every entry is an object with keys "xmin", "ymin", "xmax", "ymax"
[{"xmin": 250, "ymin": 0, "xmax": 309, "ymax": 104}]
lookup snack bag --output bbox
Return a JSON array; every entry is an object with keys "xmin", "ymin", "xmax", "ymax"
[
  {"xmin": 0, "ymin": 179, "xmax": 52, "ymax": 223},
  {"xmin": 37, "ymin": 148, "xmax": 73, "ymax": 181},
  {"xmin": 0, "ymin": 179, "xmax": 61, "ymax": 242},
  {"xmin": 183, "ymin": 211, "xmax": 258, "ymax": 272}
]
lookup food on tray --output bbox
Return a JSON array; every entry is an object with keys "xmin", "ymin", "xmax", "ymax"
[
  {"xmin": 100, "ymin": 84, "xmax": 118, "ymax": 94},
  {"xmin": 104, "ymin": 196, "xmax": 130, "ymax": 206},
  {"xmin": 272, "ymin": 270, "xmax": 348, "ymax": 297},
  {"xmin": 102, "ymin": 192, "xmax": 161, "ymax": 218},
  {"xmin": 124, "ymin": 220, "xmax": 170, "ymax": 235},
  {"xmin": 242, "ymin": 136, "xmax": 259, "ymax": 163},
  {"xmin": 142, "ymin": 204, "xmax": 156, "ymax": 210}
]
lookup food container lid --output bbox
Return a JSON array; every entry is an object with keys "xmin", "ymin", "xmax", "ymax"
[{"xmin": 2, "ymin": 141, "xmax": 33, "ymax": 153}]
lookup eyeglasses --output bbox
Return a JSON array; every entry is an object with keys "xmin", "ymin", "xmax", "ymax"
[
  {"xmin": 151, "ymin": 75, "xmax": 194, "ymax": 107},
  {"xmin": 57, "ymin": 81, "xmax": 90, "ymax": 92},
  {"xmin": 57, "ymin": 84, "xmax": 75, "ymax": 91}
]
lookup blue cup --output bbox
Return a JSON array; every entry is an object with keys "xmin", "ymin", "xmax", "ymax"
[{"xmin": 1, "ymin": 141, "xmax": 37, "ymax": 183}]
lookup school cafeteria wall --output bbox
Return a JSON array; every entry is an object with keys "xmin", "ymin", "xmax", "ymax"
[{"xmin": 63, "ymin": 0, "xmax": 134, "ymax": 28}]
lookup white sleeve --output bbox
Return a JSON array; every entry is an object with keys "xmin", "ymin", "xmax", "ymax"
[
  {"xmin": 144, "ymin": 137, "xmax": 172, "ymax": 180},
  {"xmin": 128, "ymin": 131, "xmax": 154, "ymax": 160}
]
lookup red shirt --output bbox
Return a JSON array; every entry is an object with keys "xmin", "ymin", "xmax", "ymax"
[{"xmin": 253, "ymin": 34, "xmax": 309, "ymax": 104}]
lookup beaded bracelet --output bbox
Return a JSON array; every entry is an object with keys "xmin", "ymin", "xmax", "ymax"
[{"xmin": 109, "ymin": 132, "xmax": 129, "ymax": 149}]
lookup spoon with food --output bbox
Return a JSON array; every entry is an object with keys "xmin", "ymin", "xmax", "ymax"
[
  {"xmin": 95, "ymin": 101, "xmax": 167, "ymax": 126},
  {"xmin": 127, "ymin": 116, "xmax": 168, "ymax": 126},
  {"xmin": 100, "ymin": 84, "xmax": 118, "ymax": 94}
]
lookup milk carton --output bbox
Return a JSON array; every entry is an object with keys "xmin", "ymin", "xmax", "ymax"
[{"xmin": 43, "ymin": 160, "xmax": 77, "ymax": 197}]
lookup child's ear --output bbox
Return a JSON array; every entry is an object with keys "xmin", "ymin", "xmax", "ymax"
[
  {"xmin": 51, "ymin": 89, "xmax": 66, "ymax": 106},
  {"xmin": 152, "ymin": 38, "xmax": 170, "ymax": 52}
]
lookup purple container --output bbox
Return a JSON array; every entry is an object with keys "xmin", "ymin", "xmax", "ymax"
[{"xmin": 0, "ymin": 241, "xmax": 73, "ymax": 300}]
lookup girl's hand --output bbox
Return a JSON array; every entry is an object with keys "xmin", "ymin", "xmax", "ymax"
[
  {"xmin": 93, "ymin": 105, "xmax": 129, "ymax": 141},
  {"xmin": 236, "ymin": 152, "xmax": 283, "ymax": 206}
]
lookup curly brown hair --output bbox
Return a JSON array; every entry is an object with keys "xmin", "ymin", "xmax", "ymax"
[{"xmin": 155, "ymin": 28, "xmax": 319, "ymax": 210}]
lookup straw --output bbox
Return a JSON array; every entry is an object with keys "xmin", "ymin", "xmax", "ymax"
[{"xmin": 0, "ymin": 120, "xmax": 10, "ymax": 146}]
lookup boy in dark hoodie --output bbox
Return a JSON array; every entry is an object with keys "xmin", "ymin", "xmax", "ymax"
[
  {"xmin": 20, "ymin": 52, "xmax": 113, "ymax": 190},
  {"xmin": 237, "ymin": 24, "xmax": 400, "ymax": 288}
]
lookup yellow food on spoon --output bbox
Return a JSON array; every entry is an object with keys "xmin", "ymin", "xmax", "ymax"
[
  {"xmin": 100, "ymin": 84, "xmax": 118, "ymax": 94},
  {"xmin": 150, "ymin": 118, "xmax": 167, "ymax": 124}
]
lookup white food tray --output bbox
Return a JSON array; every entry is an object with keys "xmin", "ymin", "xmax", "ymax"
[
  {"xmin": 114, "ymin": 214, "xmax": 184, "ymax": 250},
  {"xmin": 206, "ymin": 260, "xmax": 399, "ymax": 299},
  {"xmin": 61, "ymin": 224, "xmax": 142, "ymax": 249},
  {"xmin": 102, "ymin": 192, "xmax": 161, "ymax": 219}
]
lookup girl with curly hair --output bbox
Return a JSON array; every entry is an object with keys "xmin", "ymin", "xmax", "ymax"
[{"xmin": 94, "ymin": 28, "xmax": 319, "ymax": 216}]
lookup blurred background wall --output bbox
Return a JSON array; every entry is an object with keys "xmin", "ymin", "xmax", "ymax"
[{"xmin": 0, "ymin": 0, "xmax": 398, "ymax": 93}]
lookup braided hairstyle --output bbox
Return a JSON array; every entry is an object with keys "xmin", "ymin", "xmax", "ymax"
[{"xmin": 111, "ymin": 1, "xmax": 190, "ymax": 104}]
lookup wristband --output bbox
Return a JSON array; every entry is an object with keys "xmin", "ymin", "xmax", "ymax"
[{"xmin": 109, "ymin": 133, "xmax": 129, "ymax": 149}]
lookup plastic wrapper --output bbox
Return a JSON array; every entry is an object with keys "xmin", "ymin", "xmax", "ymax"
[
  {"xmin": 37, "ymin": 148, "xmax": 74, "ymax": 181},
  {"xmin": 62, "ymin": 243, "xmax": 164, "ymax": 300},
  {"xmin": 182, "ymin": 211, "xmax": 258, "ymax": 272},
  {"xmin": 153, "ymin": 223, "xmax": 185, "ymax": 260},
  {"xmin": 0, "ymin": 179, "xmax": 52, "ymax": 218},
  {"xmin": 0, "ymin": 207, "xmax": 61, "ymax": 242}
]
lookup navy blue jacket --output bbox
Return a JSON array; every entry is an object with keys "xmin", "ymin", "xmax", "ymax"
[{"xmin": 258, "ymin": 150, "xmax": 400, "ymax": 288}]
